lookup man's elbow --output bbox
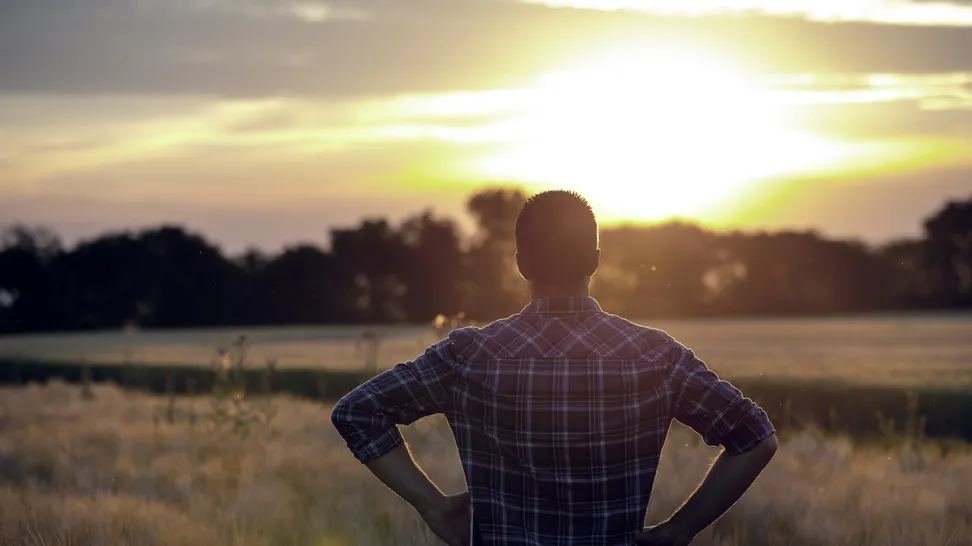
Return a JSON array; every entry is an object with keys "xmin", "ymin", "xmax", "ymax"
[
  {"xmin": 751, "ymin": 433, "xmax": 778, "ymax": 461},
  {"xmin": 330, "ymin": 404, "xmax": 342, "ymax": 430},
  {"xmin": 330, "ymin": 396, "xmax": 355, "ymax": 435}
]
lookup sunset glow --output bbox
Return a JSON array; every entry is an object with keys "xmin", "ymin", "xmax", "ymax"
[
  {"xmin": 474, "ymin": 48, "xmax": 854, "ymax": 221},
  {"xmin": 3, "ymin": 0, "xmax": 972, "ymax": 250}
]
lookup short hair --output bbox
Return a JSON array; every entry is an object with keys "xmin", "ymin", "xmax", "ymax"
[{"xmin": 515, "ymin": 190, "xmax": 599, "ymax": 286}]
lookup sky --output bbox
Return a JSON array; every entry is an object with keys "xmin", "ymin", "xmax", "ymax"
[{"xmin": 2, "ymin": 0, "xmax": 971, "ymax": 252}]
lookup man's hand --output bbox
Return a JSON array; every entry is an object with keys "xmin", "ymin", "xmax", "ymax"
[
  {"xmin": 634, "ymin": 521, "xmax": 695, "ymax": 546},
  {"xmin": 419, "ymin": 492, "xmax": 471, "ymax": 546},
  {"xmin": 362, "ymin": 444, "xmax": 470, "ymax": 544}
]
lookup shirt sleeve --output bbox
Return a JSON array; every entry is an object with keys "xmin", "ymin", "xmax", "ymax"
[
  {"xmin": 331, "ymin": 337, "xmax": 458, "ymax": 464},
  {"xmin": 667, "ymin": 340, "xmax": 775, "ymax": 456}
]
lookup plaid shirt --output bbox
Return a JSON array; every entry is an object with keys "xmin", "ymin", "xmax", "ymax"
[{"xmin": 332, "ymin": 297, "xmax": 775, "ymax": 545}]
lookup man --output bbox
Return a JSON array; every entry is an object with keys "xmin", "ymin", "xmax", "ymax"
[{"xmin": 332, "ymin": 190, "xmax": 777, "ymax": 545}]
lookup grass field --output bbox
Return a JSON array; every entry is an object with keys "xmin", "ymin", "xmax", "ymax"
[
  {"xmin": 2, "ymin": 315, "xmax": 971, "ymax": 544},
  {"xmin": 0, "ymin": 382, "xmax": 970, "ymax": 546},
  {"xmin": 2, "ymin": 314, "xmax": 972, "ymax": 388}
]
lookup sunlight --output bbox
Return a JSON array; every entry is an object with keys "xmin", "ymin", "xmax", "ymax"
[{"xmin": 476, "ymin": 46, "xmax": 853, "ymax": 222}]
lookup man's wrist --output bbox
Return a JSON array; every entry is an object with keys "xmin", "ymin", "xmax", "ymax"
[
  {"xmin": 663, "ymin": 515, "xmax": 699, "ymax": 542},
  {"xmin": 413, "ymin": 490, "xmax": 449, "ymax": 515}
]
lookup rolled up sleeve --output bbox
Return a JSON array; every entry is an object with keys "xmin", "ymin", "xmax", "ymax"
[
  {"xmin": 331, "ymin": 337, "xmax": 458, "ymax": 464},
  {"xmin": 667, "ymin": 341, "xmax": 775, "ymax": 456}
]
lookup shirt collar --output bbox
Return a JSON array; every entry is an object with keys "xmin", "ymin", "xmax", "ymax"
[{"xmin": 521, "ymin": 296, "xmax": 603, "ymax": 316}]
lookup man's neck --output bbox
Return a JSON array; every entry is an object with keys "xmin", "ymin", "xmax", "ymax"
[{"xmin": 530, "ymin": 281, "xmax": 590, "ymax": 301}]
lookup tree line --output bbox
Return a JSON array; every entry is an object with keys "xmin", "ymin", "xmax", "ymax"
[{"xmin": 1, "ymin": 188, "xmax": 970, "ymax": 333}]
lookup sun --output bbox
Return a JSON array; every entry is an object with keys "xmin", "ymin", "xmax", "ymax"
[{"xmin": 476, "ymin": 46, "xmax": 850, "ymax": 222}]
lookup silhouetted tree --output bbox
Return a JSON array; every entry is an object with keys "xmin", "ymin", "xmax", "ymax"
[
  {"xmin": 53, "ymin": 227, "xmax": 238, "ymax": 329},
  {"xmin": 705, "ymin": 231, "xmax": 892, "ymax": 315},
  {"xmin": 399, "ymin": 211, "xmax": 464, "ymax": 321},
  {"xmin": 462, "ymin": 188, "xmax": 528, "ymax": 319},
  {"xmin": 232, "ymin": 248, "xmax": 271, "ymax": 324},
  {"xmin": 330, "ymin": 219, "xmax": 408, "ymax": 322},
  {"xmin": 0, "ymin": 190, "xmax": 969, "ymax": 334},
  {"xmin": 258, "ymin": 245, "xmax": 350, "ymax": 324},
  {"xmin": 140, "ymin": 227, "xmax": 239, "ymax": 327},
  {"xmin": 923, "ymin": 197, "xmax": 972, "ymax": 307},
  {"xmin": 0, "ymin": 225, "xmax": 62, "ymax": 258},
  {"xmin": 880, "ymin": 240, "xmax": 935, "ymax": 308},
  {"xmin": 595, "ymin": 223, "xmax": 715, "ymax": 317},
  {"xmin": 0, "ymin": 225, "xmax": 63, "ymax": 331}
]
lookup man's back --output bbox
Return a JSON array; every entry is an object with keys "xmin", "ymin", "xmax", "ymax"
[
  {"xmin": 332, "ymin": 190, "xmax": 775, "ymax": 546},
  {"xmin": 333, "ymin": 296, "xmax": 775, "ymax": 545}
]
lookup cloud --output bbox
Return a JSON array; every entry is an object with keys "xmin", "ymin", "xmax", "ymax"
[
  {"xmin": 4, "ymin": 66, "xmax": 970, "ymax": 190},
  {"xmin": 760, "ymin": 72, "xmax": 972, "ymax": 138},
  {"xmin": 0, "ymin": 91, "xmax": 515, "ymax": 193},
  {"xmin": 527, "ymin": 0, "xmax": 972, "ymax": 26},
  {"xmin": 21, "ymin": 139, "xmax": 110, "ymax": 154},
  {"xmin": 132, "ymin": 0, "xmax": 371, "ymax": 22},
  {"xmin": 769, "ymin": 72, "xmax": 972, "ymax": 108},
  {"xmin": 4, "ymin": 0, "xmax": 972, "ymax": 98},
  {"xmin": 714, "ymin": 165, "xmax": 972, "ymax": 242}
]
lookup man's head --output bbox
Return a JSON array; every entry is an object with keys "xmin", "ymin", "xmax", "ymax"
[{"xmin": 515, "ymin": 190, "xmax": 600, "ymax": 289}]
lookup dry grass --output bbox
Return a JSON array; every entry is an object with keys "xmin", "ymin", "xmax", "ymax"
[
  {"xmin": 2, "ymin": 315, "xmax": 971, "ymax": 387},
  {"xmin": 0, "ymin": 383, "xmax": 970, "ymax": 545}
]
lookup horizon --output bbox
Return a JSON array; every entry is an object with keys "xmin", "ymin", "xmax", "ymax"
[
  {"xmin": 3, "ymin": 186, "xmax": 968, "ymax": 256},
  {"xmin": 3, "ymin": 0, "xmax": 972, "ymax": 252}
]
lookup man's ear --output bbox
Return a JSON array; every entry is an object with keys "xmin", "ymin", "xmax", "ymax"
[
  {"xmin": 515, "ymin": 252, "xmax": 529, "ymax": 281},
  {"xmin": 586, "ymin": 249, "xmax": 601, "ymax": 277}
]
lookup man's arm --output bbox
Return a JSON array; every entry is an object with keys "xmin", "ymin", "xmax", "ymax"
[
  {"xmin": 365, "ymin": 443, "xmax": 450, "ymax": 514},
  {"xmin": 637, "ymin": 435, "xmax": 777, "ymax": 545},
  {"xmin": 366, "ymin": 444, "xmax": 471, "ymax": 546},
  {"xmin": 639, "ymin": 340, "xmax": 778, "ymax": 544},
  {"xmin": 331, "ymin": 336, "xmax": 470, "ymax": 544},
  {"xmin": 331, "ymin": 338, "xmax": 457, "ymax": 463}
]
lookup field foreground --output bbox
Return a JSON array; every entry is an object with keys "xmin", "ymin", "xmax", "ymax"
[{"xmin": 0, "ymin": 383, "xmax": 971, "ymax": 546}]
